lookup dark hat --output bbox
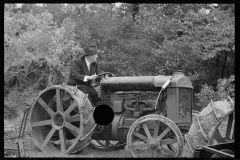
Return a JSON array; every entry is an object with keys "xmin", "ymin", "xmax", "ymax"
[{"xmin": 83, "ymin": 44, "xmax": 100, "ymax": 57}]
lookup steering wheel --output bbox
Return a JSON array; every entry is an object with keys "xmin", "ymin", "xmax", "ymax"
[{"xmin": 89, "ymin": 72, "xmax": 114, "ymax": 87}]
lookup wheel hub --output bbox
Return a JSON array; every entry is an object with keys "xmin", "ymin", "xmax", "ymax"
[
  {"xmin": 65, "ymin": 115, "xmax": 72, "ymax": 123},
  {"xmin": 51, "ymin": 111, "xmax": 65, "ymax": 130},
  {"xmin": 149, "ymin": 138, "xmax": 160, "ymax": 150}
]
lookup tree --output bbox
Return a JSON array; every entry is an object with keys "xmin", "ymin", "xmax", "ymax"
[{"xmin": 4, "ymin": 3, "xmax": 234, "ymax": 100}]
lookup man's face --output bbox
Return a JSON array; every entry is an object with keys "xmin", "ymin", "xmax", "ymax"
[{"xmin": 89, "ymin": 54, "xmax": 98, "ymax": 63}]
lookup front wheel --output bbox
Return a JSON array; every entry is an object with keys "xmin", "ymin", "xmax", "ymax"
[{"xmin": 126, "ymin": 114, "xmax": 184, "ymax": 158}]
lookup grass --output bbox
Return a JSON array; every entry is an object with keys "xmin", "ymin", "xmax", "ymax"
[{"xmin": 4, "ymin": 87, "xmax": 39, "ymax": 135}]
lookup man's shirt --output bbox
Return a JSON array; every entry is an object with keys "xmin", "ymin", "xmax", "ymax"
[{"xmin": 83, "ymin": 57, "xmax": 91, "ymax": 82}]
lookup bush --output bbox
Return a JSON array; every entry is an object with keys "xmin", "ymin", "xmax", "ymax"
[
  {"xmin": 4, "ymin": 56, "xmax": 67, "ymax": 96},
  {"xmin": 194, "ymin": 75, "xmax": 235, "ymax": 110}
]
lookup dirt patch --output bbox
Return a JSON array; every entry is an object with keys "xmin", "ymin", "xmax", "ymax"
[{"xmin": 4, "ymin": 135, "xmax": 131, "ymax": 158}]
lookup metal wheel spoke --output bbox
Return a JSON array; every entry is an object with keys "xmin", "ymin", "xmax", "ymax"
[
  {"xmin": 30, "ymin": 120, "xmax": 51, "ymax": 127},
  {"xmin": 108, "ymin": 141, "xmax": 120, "ymax": 146},
  {"xmin": 65, "ymin": 122, "xmax": 80, "ymax": 135},
  {"xmin": 68, "ymin": 129, "xmax": 78, "ymax": 138},
  {"xmin": 56, "ymin": 89, "xmax": 63, "ymax": 112},
  {"xmin": 213, "ymin": 129, "xmax": 225, "ymax": 143},
  {"xmin": 132, "ymin": 131, "xmax": 148, "ymax": 142},
  {"xmin": 62, "ymin": 101, "xmax": 69, "ymax": 108},
  {"xmin": 226, "ymin": 113, "xmax": 233, "ymax": 139},
  {"xmin": 160, "ymin": 138, "xmax": 177, "ymax": 145},
  {"xmin": 90, "ymin": 140, "xmax": 125, "ymax": 151},
  {"xmin": 38, "ymin": 98, "xmax": 54, "ymax": 116},
  {"xmin": 157, "ymin": 127, "xmax": 171, "ymax": 141},
  {"xmin": 63, "ymin": 101, "xmax": 78, "ymax": 117},
  {"xmin": 40, "ymin": 128, "xmax": 56, "ymax": 150},
  {"xmin": 167, "ymin": 144, "xmax": 177, "ymax": 152},
  {"xmin": 59, "ymin": 129, "xmax": 66, "ymax": 152},
  {"xmin": 142, "ymin": 122, "xmax": 152, "ymax": 139},
  {"xmin": 96, "ymin": 140, "xmax": 105, "ymax": 146},
  {"xmin": 70, "ymin": 114, "xmax": 80, "ymax": 122},
  {"xmin": 161, "ymin": 147, "xmax": 176, "ymax": 157},
  {"xmin": 154, "ymin": 121, "xmax": 160, "ymax": 137}
]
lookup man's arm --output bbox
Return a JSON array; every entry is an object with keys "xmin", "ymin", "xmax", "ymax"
[
  {"xmin": 71, "ymin": 60, "xmax": 85, "ymax": 82},
  {"xmin": 71, "ymin": 61, "xmax": 97, "ymax": 82}
]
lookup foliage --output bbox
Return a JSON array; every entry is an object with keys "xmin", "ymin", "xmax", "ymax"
[
  {"xmin": 4, "ymin": 56, "xmax": 65, "ymax": 94},
  {"xmin": 4, "ymin": 3, "xmax": 235, "ymax": 110},
  {"xmin": 194, "ymin": 75, "xmax": 235, "ymax": 110},
  {"xmin": 4, "ymin": 8, "xmax": 82, "ymax": 92}
]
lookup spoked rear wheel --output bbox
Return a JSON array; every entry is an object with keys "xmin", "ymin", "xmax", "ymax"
[{"xmin": 29, "ymin": 85, "xmax": 93, "ymax": 154}]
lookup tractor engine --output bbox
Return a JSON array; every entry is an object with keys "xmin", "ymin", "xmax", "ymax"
[{"xmin": 91, "ymin": 71, "xmax": 193, "ymax": 143}]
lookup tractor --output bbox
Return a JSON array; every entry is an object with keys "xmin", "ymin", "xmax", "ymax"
[{"xmin": 6, "ymin": 71, "xmax": 234, "ymax": 158}]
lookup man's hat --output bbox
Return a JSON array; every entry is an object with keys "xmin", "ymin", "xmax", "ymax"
[{"xmin": 83, "ymin": 44, "xmax": 100, "ymax": 57}]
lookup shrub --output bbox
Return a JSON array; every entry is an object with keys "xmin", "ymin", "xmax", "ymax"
[
  {"xmin": 194, "ymin": 75, "xmax": 235, "ymax": 110},
  {"xmin": 4, "ymin": 56, "xmax": 67, "ymax": 96}
]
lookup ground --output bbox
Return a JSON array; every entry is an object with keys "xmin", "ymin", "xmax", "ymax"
[
  {"xmin": 4, "ymin": 136, "xmax": 131, "ymax": 157},
  {"xmin": 3, "ymin": 114, "xmax": 190, "ymax": 158},
  {"xmin": 4, "ymin": 106, "xmax": 188, "ymax": 158},
  {"xmin": 4, "ymin": 131, "xmax": 191, "ymax": 158},
  {"xmin": 4, "ymin": 114, "xmax": 131, "ymax": 158}
]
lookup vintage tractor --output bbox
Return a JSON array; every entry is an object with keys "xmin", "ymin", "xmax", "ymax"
[
  {"xmin": 29, "ymin": 71, "xmax": 192, "ymax": 157},
  {"xmin": 90, "ymin": 71, "xmax": 193, "ymax": 158},
  {"xmin": 28, "ymin": 71, "xmax": 234, "ymax": 157}
]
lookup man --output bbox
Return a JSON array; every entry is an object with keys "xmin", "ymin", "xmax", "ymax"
[{"xmin": 67, "ymin": 44, "xmax": 101, "ymax": 106}]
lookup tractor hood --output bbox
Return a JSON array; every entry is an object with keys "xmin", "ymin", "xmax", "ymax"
[{"xmin": 100, "ymin": 72, "xmax": 193, "ymax": 91}]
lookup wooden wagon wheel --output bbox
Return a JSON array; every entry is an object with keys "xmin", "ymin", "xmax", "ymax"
[
  {"xmin": 29, "ymin": 85, "xmax": 93, "ymax": 154},
  {"xmin": 208, "ymin": 109, "xmax": 235, "ymax": 145},
  {"xmin": 126, "ymin": 114, "xmax": 184, "ymax": 158}
]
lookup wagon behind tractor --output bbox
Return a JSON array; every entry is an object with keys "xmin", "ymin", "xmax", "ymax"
[{"xmin": 4, "ymin": 71, "xmax": 235, "ymax": 158}]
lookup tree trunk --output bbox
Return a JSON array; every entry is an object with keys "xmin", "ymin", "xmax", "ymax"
[
  {"xmin": 110, "ymin": 4, "xmax": 113, "ymax": 19},
  {"xmin": 216, "ymin": 55, "xmax": 220, "ymax": 79},
  {"xmin": 221, "ymin": 51, "xmax": 228, "ymax": 78},
  {"xmin": 132, "ymin": 4, "xmax": 139, "ymax": 22}
]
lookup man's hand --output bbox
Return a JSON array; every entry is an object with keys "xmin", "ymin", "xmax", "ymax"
[{"xmin": 87, "ymin": 73, "xmax": 98, "ymax": 80}]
